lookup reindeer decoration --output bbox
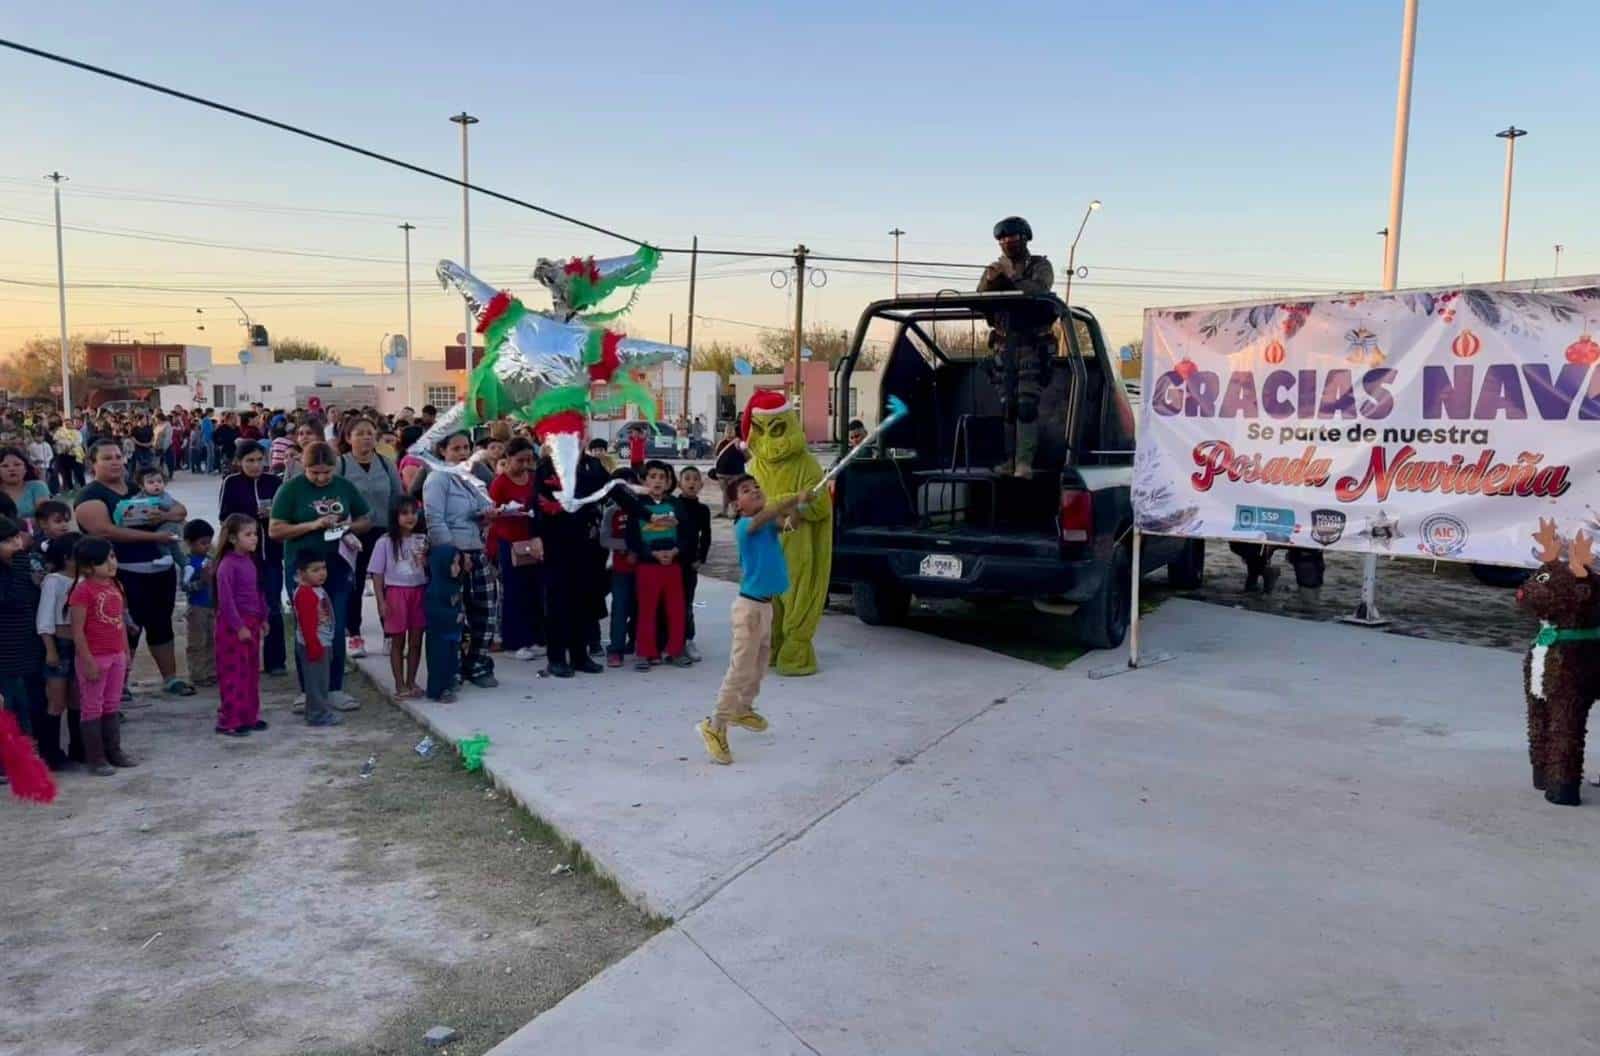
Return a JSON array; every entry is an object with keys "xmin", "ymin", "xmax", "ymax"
[{"xmin": 1515, "ymin": 520, "xmax": 1600, "ymax": 805}]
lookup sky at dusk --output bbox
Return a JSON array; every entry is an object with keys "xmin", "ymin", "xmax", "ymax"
[{"xmin": 1, "ymin": 1, "xmax": 1597, "ymax": 372}]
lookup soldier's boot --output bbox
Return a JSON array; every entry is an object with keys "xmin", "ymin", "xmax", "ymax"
[
  {"xmin": 1014, "ymin": 419, "xmax": 1039, "ymax": 480},
  {"xmin": 993, "ymin": 424, "xmax": 1016, "ymax": 476}
]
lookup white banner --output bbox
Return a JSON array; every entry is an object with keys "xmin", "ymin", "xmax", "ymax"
[{"xmin": 1133, "ymin": 278, "xmax": 1600, "ymax": 566}]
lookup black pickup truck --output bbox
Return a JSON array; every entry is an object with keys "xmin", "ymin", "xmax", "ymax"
[{"xmin": 830, "ymin": 290, "xmax": 1202, "ymax": 649}]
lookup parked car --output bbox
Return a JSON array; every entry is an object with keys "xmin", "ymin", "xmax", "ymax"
[
  {"xmin": 829, "ymin": 290, "xmax": 1202, "ymax": 649},
  {"xmin": 611, "ymin": 421, "xmax": 710, "ymax": 461}
]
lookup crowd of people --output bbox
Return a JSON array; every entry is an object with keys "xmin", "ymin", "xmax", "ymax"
[{"xmin": 0, "ymin": 397, "xmax": 779, "ymax": 780}]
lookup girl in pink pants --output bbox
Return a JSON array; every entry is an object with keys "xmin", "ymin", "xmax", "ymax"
[
  {"xmin": 212, "ymin": 514, "xmax": 268, "ymax": 736},
  {"xmin": 69, "ymin": 538, "xmax": 134, "ymax": 777}
]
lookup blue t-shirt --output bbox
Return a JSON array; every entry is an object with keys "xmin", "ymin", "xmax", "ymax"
[{"xmin": 735, "ymin": 517, "xmax": 788, "ymax": 599}]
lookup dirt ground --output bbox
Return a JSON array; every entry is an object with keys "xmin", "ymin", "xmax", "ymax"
[{"xmin": 1, "ymin": 613, "xmax": 658, "ymax": 1056}]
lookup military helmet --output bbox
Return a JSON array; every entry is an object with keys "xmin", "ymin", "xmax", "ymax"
[{"xmin": 993, "ymin": 216, "xmax": 1033, "ymax": 241}]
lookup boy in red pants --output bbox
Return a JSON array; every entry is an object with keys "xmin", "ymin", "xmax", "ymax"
[{"xmin": 626, "ymin": 460, "xmax": 689, "ymax": 671}]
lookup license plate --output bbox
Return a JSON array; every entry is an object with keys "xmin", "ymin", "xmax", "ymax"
[{"xmin": 919, "ymin": 554, "xmax": 963, "ymax": 580}]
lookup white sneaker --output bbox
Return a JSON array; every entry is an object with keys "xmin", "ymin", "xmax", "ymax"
[
  {"xmin": 292, "ymin": 693, "xmax": 306, "ymax": 715},
  {"xmin": 346, "ymin": 635, "xmax": 367, "ymax": 658},
  {"xmin": 684, "ymin": 641, "xmax": 702, "ymax": 662},
  {"xmin": 331, "ymin": 690, "xmax": 361, "ymax": 712},
  {"xmin": 513, "ymin": 646, "xmax": 540, "ymax": 662}
]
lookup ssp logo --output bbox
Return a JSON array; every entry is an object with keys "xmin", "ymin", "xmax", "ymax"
[{"xmin": 1418, "ymin": 513, "xmax": 1468, "ymax": 557}]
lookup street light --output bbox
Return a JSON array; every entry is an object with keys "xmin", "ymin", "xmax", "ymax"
[
  {"xmin": 450, "ymin": 112, "xmax": 479, "ymax": 376},
  {"xmin": 1554, "ymin": 243, "xmax": 1564, "ymax": 277},
  {"xmin": 888, "ymin": 227, "xmax": 905, "ymax": 296},
  {"xmin": 1063, "ymin": 199, "xmax": 1101, "ymax": 307},
  {"xmin": 1496, "ymin": 125, "xmax": 1528, "ymax": 282}
]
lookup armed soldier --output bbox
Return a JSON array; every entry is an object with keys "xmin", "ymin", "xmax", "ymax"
[{"xmin": 977, "ymin": 216, "xmax": 1055, "ymax": 478}]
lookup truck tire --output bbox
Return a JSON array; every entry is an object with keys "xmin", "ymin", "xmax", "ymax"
[
  {"xmin": 1469, "ymin": 563, "xmax": 1530, "ymax": 589},
  {"xmin": 853, "ymin": 580, "xmax": 911, "ymax": 627},
  {"xmin": 1167, "ymin": 539, "xmax": 1206, "ymax": 589},
  {"xmin": 1072, "ymin": 545, "xmax": 1132, "ymax": 650}
]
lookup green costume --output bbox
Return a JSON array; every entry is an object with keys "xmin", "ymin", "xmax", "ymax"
[{"xmin": 746, "ymin": 403, "xmax": 833, "ymax": 676}]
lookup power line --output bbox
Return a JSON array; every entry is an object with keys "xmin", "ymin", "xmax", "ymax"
[{"xmin": 0, "ymin": 37, "xmax": 650, "ymax": 249}]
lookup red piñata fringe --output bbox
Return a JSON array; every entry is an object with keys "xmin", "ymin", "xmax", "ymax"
[
  {"xmin": 533, "ymin": 410, "xmax": 586, "ymax": 441},
  {"xmin": 588, "ymin": 331, "xmax": 623, "ymax": 381},
  {"xmin": 0, "ymin": 709, "xmax": 55, "ymax": 804},
  {"xmin": 475, "ymin": 291, "xmax": 513, "ymax": 334}
]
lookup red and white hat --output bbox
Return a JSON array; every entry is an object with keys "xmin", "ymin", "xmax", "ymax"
[{"xmin": 740, "ymin": 388, "xmax": 792, "ymax": 441}]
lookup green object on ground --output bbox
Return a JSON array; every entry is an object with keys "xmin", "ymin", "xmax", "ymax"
[{"xmin": 458, "ymin": 734, "xmax": 491, "ymax": 772}]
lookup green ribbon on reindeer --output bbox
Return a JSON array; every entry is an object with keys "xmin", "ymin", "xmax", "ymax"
[{"xmin": 1533, "ymin": 624, "xmax": 1600, "ymax": 647}]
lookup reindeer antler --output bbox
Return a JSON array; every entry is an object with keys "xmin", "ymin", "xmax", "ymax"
[
  {"xmin": 1534, "ymin": 517, "xmax": 1564, "ymax": 564},
  {"xmin": 1571, "ymin": 531, "xmax": 1594, "ymax": 579}
]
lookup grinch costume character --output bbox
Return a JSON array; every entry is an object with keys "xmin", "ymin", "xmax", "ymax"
[{"xmin": 742, "ymin": 390, "xmax": 832, "ymax": 676}]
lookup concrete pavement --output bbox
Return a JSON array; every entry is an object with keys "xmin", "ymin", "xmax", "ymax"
[{"xmin": 167, "ymin": 474, "xmax": 1600, "ymax": 1053}]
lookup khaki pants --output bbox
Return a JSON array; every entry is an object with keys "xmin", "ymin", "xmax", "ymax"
[
  {"xmin": 187, "ymin": 605, "xmax": 216, "ymax": 684},
  {"xmin": 713, "ymin": 597, "xmax": 772, "ymax": 726}
]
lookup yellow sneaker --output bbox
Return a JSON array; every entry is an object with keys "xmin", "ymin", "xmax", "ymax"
[
  {"xmin": 696, "ymin": 719, "xmax": 732, "ymax": 765},
  {"xmin": 730, "ymin": 711, "xmax": 769, "ymax": 732}
]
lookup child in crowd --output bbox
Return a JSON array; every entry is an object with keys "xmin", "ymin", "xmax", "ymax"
[
  {"xmin": 676, "ymin": 466, "xmax": 713, "ymax": 662},
  {"xmin": 182, "ymin": 519, "xmax": 217, "ymax": 687},
  {"xmin": 214, "ymin": 514, "xmax": 268, "ymax": 736},
  {"xmin": 587, "ymin": 437, "xmax": 616, "ymax": 474},
  {"xmin": 424, "ymin": 543, "xmax": 464, "ymax": 701},
  {"xmin": 377, "ymin": 428, "xmax": 400, "ymax": 462},
  {"xmin": 0, "ymin": 518, "xmax": 47, "ymax": 768},
  {"xmin": 697, "ymin": 476, "xmax": 804, "ymax": 765},
  {"xmin": 28, "ymin": 429, "xmax": 54, "ymax": 490},
  {"xmin": 268, "ymin": 422, "xmax": 295, "ymax": 475},
  {"xmin": 371, "ymin": 496, "xmax": 428, "ymax": 699},
  {"xmin": 69, "ymin": 536, "xmax": 134, "ymax": 775},
  {"xmin": 114, "ymin": 466, "xmax": 183, "ymax": 566},
  {"xmin": 600, "ymin": 467, "xmax": 640, "ymax": 668},
  {"xmin": 627, "ymin": 460, "xmax": 690, "ymax": 671},
  {"xmin": 33, "ymin": 500, "xmax": 73, "ymax": 550},
  {"xmin": 292, "ymin": 552, "xmax": 341, "ymax": 727},
  {"xmin": 36, "ymin": 531, "xmax": 82, "ymax": 768}
]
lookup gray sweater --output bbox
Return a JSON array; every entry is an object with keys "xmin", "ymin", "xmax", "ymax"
[
  {"xmin": 337, "ymin": 452, "xmax": 403, "ymax": 528},
  {"xmin": 422, "ymin": 466, "xmax": 490, "ymax": 552}
]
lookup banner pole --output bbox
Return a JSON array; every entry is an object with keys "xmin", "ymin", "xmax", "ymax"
[{"xmin": 1128, "ymin": 529, "xmax": 1143, "ymax": 668}]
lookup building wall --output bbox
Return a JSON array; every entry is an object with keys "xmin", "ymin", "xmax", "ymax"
[{"xmin": 731, "ymin": 365, "xmax": 881, "ymax": 442}]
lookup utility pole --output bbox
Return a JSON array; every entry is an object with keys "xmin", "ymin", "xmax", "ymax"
[
  {"xmin": 791, "ymin": 244, "xmax": 808, "ymax": 403},
  {"xmin": 888, "ymin": 227, "xmax": 905, "ymax": 296},
  {"xmin": 450, "ymin": 112, "xmax": 479, "ymax": 378},
  {"xmin": 681, "ymin": 235, "xmax": 698, "ymax": 436},
  {"xmin": 109, "ymin": 328, "xmax": 129, "ymax": 344},
  {"xmin": 46, "ymin": 171, "xmax": 72, "ymax": 415},
  {"xmin": 1381, "ymin": 0, "xmax": 1418, "ymax": 291},
  {"xmin": 1554, "ymin": 243, "xmax": 1564, "ymax": 277},
  {"xmin": 668, "ymin": 313, "xmax": 674, "ymax": 346},
  {"xmin": 144, "ymin": 331, "xmax": 163, "ymax": 344},
  {"xmin": 1496, "ymin": 125, "xmax": 1527, "ymax": 282},
  {"xmin": 1348, "ymin": 0, "xmax": 1416, "ymax": 629},
  {"xmin": 399, "ymin": 222, "xmax": 416, "ymax": 410}
]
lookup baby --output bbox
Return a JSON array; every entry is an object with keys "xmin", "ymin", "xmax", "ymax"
[{"xmin": 114, "ymin": 466, "xmax": 184, "ymax": 567}]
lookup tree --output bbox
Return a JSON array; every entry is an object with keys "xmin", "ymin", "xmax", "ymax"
[
  {"xmin": 0, "ymin": 333, "xmax": 96, "ymax": 405},
  {"xmin": 273, "ymin": 337, "xmax": 340, "ymax": 363},
  {"xmin": 690, "ymin": 341, "xmax": 753, "ymax": 386},
  {"xmin": 757, "ymin": 324, "xmax": 853, "ymax": 369}
]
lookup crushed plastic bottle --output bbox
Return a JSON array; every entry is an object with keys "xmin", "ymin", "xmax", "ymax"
[
  {"xmin": 359, "ymin": 754, "xmax": 377, "ymax": 779},
  {"xmin": 414, "ymin": 736, "xmax": 437, "ymax": 759}
]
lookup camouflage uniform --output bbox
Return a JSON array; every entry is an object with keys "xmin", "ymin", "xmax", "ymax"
[{"xmin": 978, "ymin": 253, "xmax": 1055, "ymax": 474}]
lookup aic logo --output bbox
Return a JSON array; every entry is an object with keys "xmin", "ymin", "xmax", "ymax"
[{"xmin": 1419, "ymin": 513, "xmax": 1469, "ymax": 557}]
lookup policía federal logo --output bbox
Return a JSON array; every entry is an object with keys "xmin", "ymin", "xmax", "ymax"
[
  {"xmin": 1419, "ymin": 513, "xmax": 1468, "ymax": 557},
  {"xmin": 1309, "ymin": 509, "xmax": 1346, "ymax": 547}
]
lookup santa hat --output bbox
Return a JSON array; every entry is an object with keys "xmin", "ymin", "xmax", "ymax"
[{"xmin": 741, "ymin": 388, "xmax": 792, "ymax": 441}]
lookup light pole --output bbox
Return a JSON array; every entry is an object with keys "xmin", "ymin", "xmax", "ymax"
[
  {"xmin": 46, "ymin": 171, "xmax": 72, "ymax": 415},
  {"xmin": 1063, "ymin": 199, "xmax": 1101, "ymax": 307},
  {"xmin": 399, "ymin": 222, "xmax": 416, "ymax": 409},
  {"xmin": 450, "ymin": 112, "xmax": 479, "ymax": 378},
  {"xmin": 888, "ymin": 227, "xmax": 905, "ymax": 296},
  {"xmin": 1348, "ymin": 0, "xmax": 1417, "ymax": 629},
  {"xmin": 1496, "ymin": 125, "xmax": 1527, "ymax": 282},
  {"xmin": 1554, "ymin": 243, "xmax": 1564, "ymax": 277}
]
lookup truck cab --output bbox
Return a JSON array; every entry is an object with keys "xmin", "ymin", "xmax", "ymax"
[{"xmin": 830, "ymin": 290, "xmax": 1202, "ymax": 649}]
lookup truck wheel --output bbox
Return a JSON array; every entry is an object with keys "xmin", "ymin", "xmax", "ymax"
[
  {"xmin": 1167, "ymin": 539, "xmax": 1206, "ymax": 589},
  {"xmin": 1072, "ymin": 545, "xmax": 1132, "ymax": 650},
  {"xmin": 853, "ymin": 581, "xmax": 911, "ymax": 627},
  {"xmin": 1469, "ymin": 563, "xmax": 1531, "ymax": 589}
]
